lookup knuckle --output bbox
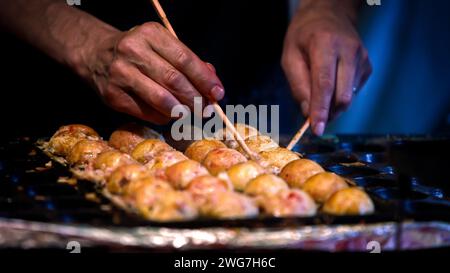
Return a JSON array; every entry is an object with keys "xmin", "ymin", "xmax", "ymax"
[
  {"xmin": 344, "ymin": 38, "xmax": 362, "ymax": 54},
  {"xmin": 317, "ymin": 73, "xmax": 334, "ymax": 91},
  {"xmin": 109, "ymin": 60, "xmax": 127, "ymax": 77},
  {"xmin": 163, "ymin": 68, "xmax": 183, "ymax": 87},
  {"xmin": 140, "ymin": 22, "xmax": 162, "ymax": 34},
  {"xmin": 116, "ymin": 36, "xmax": 138, "ymax": 55},
  {"xmin": 314, "ymin": 31, "xmax": 336, "ymax": 45},
  {"xmin": 109, "ymin": 60, "xmax": 134, "ymax": 87},
  {"xmin": 174, "ymin": 48, "xmax": 192, "ymax": 68}
]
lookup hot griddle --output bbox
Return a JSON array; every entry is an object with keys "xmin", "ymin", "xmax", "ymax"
[{"xmin": 0, "ymin": 134, "xmax": 449, "ymax": 250}]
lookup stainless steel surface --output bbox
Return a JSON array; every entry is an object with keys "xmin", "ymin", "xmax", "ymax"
[{"xmin": 1, "ymin": 217, "xmax": 449, "ymax": 251}]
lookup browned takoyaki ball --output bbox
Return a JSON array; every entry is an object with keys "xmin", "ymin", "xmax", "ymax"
[
  {"xmin": 279, "ymin": 159, "xmax": 325, "ymax": 189},
  {"xmin": 93, "ymin": 150, "xmax": 136, "ymax": 174},
  {"xmin": 202, "ymin": 148, "xmax": 247, "ymax": 175},
  {"xmin": 226, "ymin": 161, "xmax": 266, "ymax": 191},
  {"xmin": 131, "ymin": 139, "xmax": 174, "ymax": 164},
  {"xmin": 146, "ymin": 150, "xmax": 187, "ymax": 171},
  {"xmin": 236, "ymin": 135, "xmax": 279, "ymax": 156},
  {"xmin": 48, "ymin": 124, "xmax": 99, "ymax": 156},
  {"xmin": 53, "ymin": 124, "xmax": 99, "ymax": 137},
  {"xmin": 184, "ymin": 139, "xmax": 226, "ymax": 162},
  {"xmin": 186, "ymin": 175, "xmax": 231, "ymax": 206},
  {"xmin": 200, "ymin": 190, "xmax": 258, "ymax": 219},
  {"xmin": 257, "ymin": 189, "xmax": 317, "ymax": 217},
  {"xmin": 106, "ymin": 164, "xmax": 149, "ymax": 194},
  {"xmin": 322, "ymin": 187, "xmax": 375, "ymax": 215},
  {"xmin": 244, "ymin": 174, "xmax": 289, "ymax": 197},
  {"xmin": 165, "ymin": 160, "xmax": 209, "ymax": 189},
  {"xmin": 214, "ymin": 123, "xmax": 260, "ymax": 148},
  {"xmin": 142, "ymin": 190, "xmax": 199, "ymax": 221},
  {"xmin": 67, "ymin": 140, "xmax": 111, "ymax": 167},
  {"xmin": 127, "ymin": 177, "xmax": 173, "ymax": 208},
  {"xmin": 258, "ymin": 147, "xmax": 301, "ymax": 172},
  {"xmin": 302, "ymin": 172, "xmax": 349, "ymax": 203},
  {"xmin": 109, "ymin": 123, "xmax": 163, "ymax": 153}
]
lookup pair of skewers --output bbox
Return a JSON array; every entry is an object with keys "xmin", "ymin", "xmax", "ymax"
[{"xmin": 150, "ymin": 0, "xmax": 310, "ymax": 158}]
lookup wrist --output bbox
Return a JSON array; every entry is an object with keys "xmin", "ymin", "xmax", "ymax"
[{"xmin": 297, "ymin": 0, "xmax": 359, "ymax": 25}]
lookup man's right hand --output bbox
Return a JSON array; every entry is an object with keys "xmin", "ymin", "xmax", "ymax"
[{"xmin": 79, "ymin": 22, "xmax": 224, "ymax": 124}]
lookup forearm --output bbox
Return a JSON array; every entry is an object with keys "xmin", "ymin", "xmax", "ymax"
[
  {"xmin": 297, "ymin": 0, "xmax": 361, "ymax": 24},
  {"xmin": 0, "ymin": 0, "xmax": 119, "ymax": 78}
]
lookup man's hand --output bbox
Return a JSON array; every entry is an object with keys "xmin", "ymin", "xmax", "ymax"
[
  {"xmin": 0, "ymin": 1, "xmax": 224, "ymax": 125},
  {"xmin": 282, "ymin": 0, "xmax": 372, "ymax": 135},
  {"xmin": 79, "ymin": 22, "xmax": 224, "ymax": 124}
]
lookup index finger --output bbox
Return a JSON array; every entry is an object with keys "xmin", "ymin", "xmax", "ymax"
[
  {"xmin": 144, "ymin": 24, "xmax": 225, "ymax": 101},
  {"xmin": 309, "ymin": 46, "xmax": 338, "ymax": 136}
]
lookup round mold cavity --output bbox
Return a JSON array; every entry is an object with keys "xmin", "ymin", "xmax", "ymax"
[
  {"xmin": 297, "ymin": 144, "xmax": 336, "ymax": 154},
  {"xmin": 353, "ymin": 177, "xmax": 397, "ymax": 189},
  {"xmin": 357, "ymin": 153, "xmax": 387, "ymax": 164},
  {"xmin": 328, "ymin": 153, "xmax": 359, "ymax": 164},
  {"xmin": 352, "ymin": 143, "xmax": 386, "ymax": 153},
  {"xmin": 326, "ymin": 165, "xmax": 380, "ymax": 178},
  {"xmin": 304, "ymin": 153, "xmax": 330, "ymax": 165},
  {"xmin": 369, "ymin": 188, "xmax": 429, "ymax": 201},
  {"xmin": 403, "ymin": 200, "xmax": 450, "ymax": 215}
]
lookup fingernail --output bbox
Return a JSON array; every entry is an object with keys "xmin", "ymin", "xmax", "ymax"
[
  {"xmin": 301, "ymin": 101, "xmax": 309, "ymax": 116},
  {"xmin": 314, "ymin": 122, "xmax": 325, "ymax": 136},
  {"xmin": 210, "ymin": 85, "xmax": 224, "ymax": 101}
]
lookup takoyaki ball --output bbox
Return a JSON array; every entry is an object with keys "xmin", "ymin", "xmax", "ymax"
[
  {"xmin": 48, "ymin": 124, "xmax": 99, "ymax": 156},
  {"xmin": 258, "ymin": 147, "xmax": 301, "ymax": 173},
  {"xmin": 200, "ymin": 191, "xmax": 258, "ymax": 219},
  {"xmin": 214, "ymin": 123, "xmax": 260, "ymax": 148},
  {"xmin": 165, "ymin": 160, "xmax": 209, "ymax": 189},
  {"xmin": 186, "ymin": 175, "xmax": 231, "ymax": 206},
  {"xmin": 322, "ymin": 187, "xmax": 375, "ymax": 215},
  {"xmin": 257, "ymin": 189, "xmax": 317, "ymax": 217},
  {"xmin": 279, "ymin": 159, "xmax": 325, "ymax": 189},
  {"xmin": 244, "ymin": 174, "xmax": 289, "ymax": 197},
  {"xmin": 67, "ymin": 140, "xmax": 111, "ymax": 167},
  {"xmin": 302, "ymin": 172, "xmax": 348, "ymax": 203},
  {"xmin": 127, "ymin": 177, "xmax": 173, "ymax": 208},
  {"xmin": 226, "ymin": 161, "xmax": 266, "ymax": 191},
  {"xmin": 236, "ymin": 135, "xmax": 279, "ymax": 156},
  {"xmin": 146, "ymin": 150, "xmax": 187, "ymax": 171},
  {"xmin": 53, "ymin": 124, "xmax": 99, "ymax": 137},
  {"xmin": 109, "ymin": 123, "xmax": 163, "ymax": 153},
  {"xmin": 93, "ymin": 150, "xmax": 136, "ymax": 175},
  {"xmin": 106, "ymin": 164, "xmax": 149, "ymax": 194},
  {"xmin": 184, "ymin": 139, "xmax": 226, "ymax": 162},
  {"xmin": 202, "ymin": 148, "xmax": 247, "ymax": 175},
  {"xmin": 143, "ymin": 191, "xmax": 199, "ymax": 222},
  {"xmin": 131, "ymin": 139, "xmax": 174, "ymax": 164}
]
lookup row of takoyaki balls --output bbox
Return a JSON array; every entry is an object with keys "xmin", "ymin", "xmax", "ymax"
[{"xmin": 46, "ymin": 123, "xmax": 374, "ymax": 222}]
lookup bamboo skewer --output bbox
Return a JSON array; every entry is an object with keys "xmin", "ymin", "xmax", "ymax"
[
  {"xmin": 150, "ymin": 0, "xmax": 259, "ymax": 161},
  {"xmin": 286, "ymin": 118, "xmax": 310, "ymax": 151}
]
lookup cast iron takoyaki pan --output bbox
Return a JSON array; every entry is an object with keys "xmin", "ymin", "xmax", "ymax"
[{"xmin": 1, "ymin": 135, "xmax": 449, "ymax": 228}]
